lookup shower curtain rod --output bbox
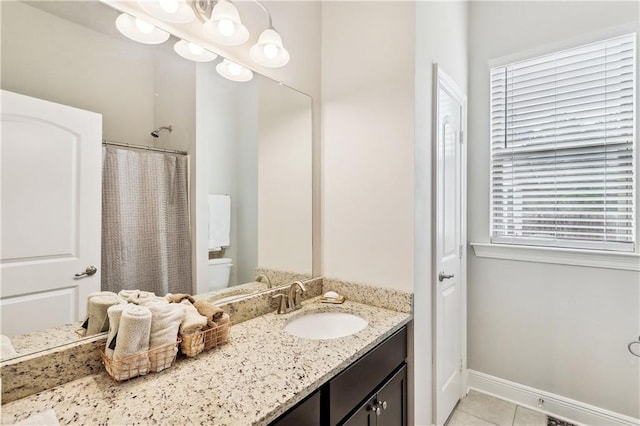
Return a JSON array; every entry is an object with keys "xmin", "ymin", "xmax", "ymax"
[{"xmin": 102, "ymin": 139, "xmax": 188, "ymax": 156}]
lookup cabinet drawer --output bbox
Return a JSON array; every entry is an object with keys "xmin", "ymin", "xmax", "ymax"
[{"xmin": 329, "ymin": 327, "xmax": 407, "ymax": 425}]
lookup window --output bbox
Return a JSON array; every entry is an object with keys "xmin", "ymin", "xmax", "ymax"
[{"xmin": 490, "ymin": 33, "xmax": 636, "ymax": 252}]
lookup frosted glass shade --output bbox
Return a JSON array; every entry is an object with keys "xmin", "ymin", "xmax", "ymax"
[
  {"xmin": 174, "ymin": 40, "xmax": 218, "ymax": 62},
  {"xmin": 138, "ymin": 0, "xmax": 195, "ymax": 24},
  {"xmin": 249, "ymin": 28, "xmax": 290, "ymax": 68},
  {"xmin": 203, "ymin": 0, "xmax": 249, "ymax": 46},
  {"xmin": 216, "ymin": 59, "xmax": 253, "ymax": 82},
  {"xmin": 115, "ymin": 14, "xmax": 170, "ymax": 44}
]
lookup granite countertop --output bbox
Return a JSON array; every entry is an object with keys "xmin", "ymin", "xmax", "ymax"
[{"xmin": 2, "ymin": 299, "xmax": 411, "ymax": 425}]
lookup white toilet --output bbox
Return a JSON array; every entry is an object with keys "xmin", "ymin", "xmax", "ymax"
[{"xmin": 208, "ymin": 258, "xmax": 233, "ymax": 291}]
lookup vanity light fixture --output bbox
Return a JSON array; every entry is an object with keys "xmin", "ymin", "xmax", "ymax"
[
  {"xmin": 202, "ymin": 0, "xmax": 249, "ymax": 46},
  {"xmin": 174, "ymin": 39, "xmax": 218, "ymax": 62},
  {"xmin": 247, "ymin": 0, "xmax": 289, "ymax": 68},
  {"xmin": 250, "ymin": 28, "xmax": 289, "ymax": 68},
  {"xmin": 114, "ymin": 0, "xmax": 289, "ymax": 82},
  {"xmin": 115, "ymin": 13, "xmax": 170, "ymax": 44},
  {"xmin": 216, "ymin": 59, "xmax": 253, "ymax": 82},
  {"xmin": 138, "ymin": 0, "xmax": 195, "ymax": 23}
]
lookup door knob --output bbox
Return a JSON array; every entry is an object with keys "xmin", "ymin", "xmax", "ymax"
[
  {"xmin": 75, "ymin": 265, "xmax": 97, "ymax": 278},
  {"xmin": 438, "ymin": 271, "xmax": 454, "ymax": 282}
]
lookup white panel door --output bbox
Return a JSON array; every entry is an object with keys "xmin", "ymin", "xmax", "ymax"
[
  {"xmin": 434, "ymin": 66, "xmax": 466, "ymax": 425},
  {"xmin": 1, "ymin": 90, "xmax": 102, "ymax": 337}
]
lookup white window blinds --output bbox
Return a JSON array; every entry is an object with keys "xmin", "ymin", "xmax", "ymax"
[{"xmin": 490, "ymin": 33, "xmax": 636, "ymax": 251}]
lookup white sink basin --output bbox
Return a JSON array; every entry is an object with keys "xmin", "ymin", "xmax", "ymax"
[{"xmin": 284, "ymin": 312, "xmax": 368, "ymax": 340}]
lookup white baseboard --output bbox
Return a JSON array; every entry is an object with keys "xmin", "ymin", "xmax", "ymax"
[{"xmin": 467, "ymin": 370, "xmax": 640, "ymax": 426}]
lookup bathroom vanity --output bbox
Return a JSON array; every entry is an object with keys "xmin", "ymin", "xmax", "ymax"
[
  {"xmin": 1, "ymin": 280, "xmax": 412, "ymax": 426},
  {"xmin": 274, "ymin": 326, "xmax": 407, "ymax": 425}
]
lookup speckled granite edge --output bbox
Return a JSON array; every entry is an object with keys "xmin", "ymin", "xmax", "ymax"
[
  {"xmin": 322, "ymin": 277, "xmax": 413, "ymax": 313},
  {"xmin": 1, "ymin": 337, "xmax": 105, "ymax": 404}
]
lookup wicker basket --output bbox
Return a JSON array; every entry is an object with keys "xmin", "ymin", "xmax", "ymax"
[
  {"xmin": 180, "ymin": 313, "xmax": 231, "ymax": 357},
  {"xmin": 98, "ymin": 339, "xmax": 181, "ymax": 383}
]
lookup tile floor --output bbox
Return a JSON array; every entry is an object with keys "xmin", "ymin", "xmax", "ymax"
[{"xmin": 446, "ymin": 390, "xmax": 550, "ymax": 426}]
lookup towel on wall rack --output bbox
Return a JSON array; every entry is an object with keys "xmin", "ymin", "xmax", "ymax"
[{"xmin": 208, "ymin": 194, "xmax": 230, "ymax": 250}]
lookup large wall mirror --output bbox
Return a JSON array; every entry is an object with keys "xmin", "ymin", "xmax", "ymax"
[{"xmin": 0, "ymin": 0, "xmax": 313, "ymax": 361}]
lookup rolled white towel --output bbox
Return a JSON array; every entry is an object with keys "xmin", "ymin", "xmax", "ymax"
[
  {"xmin": 1, "ymin": 335, "xmax": 17, "ymax": 359},
  {"xmin": 86, "ymin": 294, "xmax": 124, "ymax": 336},
  {"xmin": 81, "ymin": 291, "xmax": 119, "ymax": 331},
  {"xmin": 148, "ymin": 303, "xmax": 185, "ymax": 372},
  {"xmin": 105, "ymin": 304, "xmax": 127, "ymax": 359},
  {"xmin": 138, "ymin": 296, "xmax": 170, "ymax": 307},
  {"xmin": 15, "ymin": 409, "xmax": 59, "ymax": 426},
  {"xmin": 179, "ymin": 299, "xmax": 208, "ymax": 335},
  {"xmin": 113, "ymin": 305, "xmax": 152, "ymax": 380},
  {"xmin": 118, "ymin": 289, "xmax": 156, "ymax": 304}
]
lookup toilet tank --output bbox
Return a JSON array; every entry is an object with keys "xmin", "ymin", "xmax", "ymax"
[{"xmin": 208, "ymin": 258, "xmax": 232, "ymax": 291}]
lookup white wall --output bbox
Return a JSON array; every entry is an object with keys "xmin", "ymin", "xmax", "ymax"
[
  {"xmin": 1, "ymin": 1, "xmax": 155, "ymax": 145},
  {"xmin": 468, "ymin": 1, "xmax": 640, "ymax": 418},
  {"xmin": 414, "ymin": 2, "xmax": 468, "ymax": 424},
  {"xmin": 321, "ymin": 1, "xmax": 415, "ymax": 291},
  {"xmin": 152, "ymin": 43, "xmax": 196, "ymax": 154}
]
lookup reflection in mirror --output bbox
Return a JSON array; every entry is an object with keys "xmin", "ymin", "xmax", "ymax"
[{"xmin": 0, "ymin": 0, "xmax": 312, "ymax": 361}]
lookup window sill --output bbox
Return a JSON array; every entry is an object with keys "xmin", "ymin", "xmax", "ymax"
[{"xmin": 470, "ymin": 242, "xmax": 640, "ymax": 271}]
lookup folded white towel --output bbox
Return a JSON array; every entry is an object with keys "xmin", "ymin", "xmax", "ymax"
[
  {"xmin": 179, "ymin": 299, "xmax": 208, "ymax": 335},
  {"xmin": 105, "ymin": 304, "xmax": 126, "ymax": 359},
  {"xmin": 118, "ymin": 290, "xmax": 156, "ymax": 304},
  {"xmin": 148, "ymin": 303, "xmax": 185, "ymax": 372},
  {"xmin": 15, "ymin": 409, "xmax": 59, "ymax": 426},
  {"xmin": 1, "ymin": 335, "xmax": 17, "ymax": 359},
  {"xmin": 208, "ymin": 194, "xmax": 230, "ymax": 249},
  {"xmin": 113, "ymin": 305, "xmax": 152, "ymax": 380},
  {"xmin": 86, "ymin": 294, "xmax": 124, "ymax": 336}
]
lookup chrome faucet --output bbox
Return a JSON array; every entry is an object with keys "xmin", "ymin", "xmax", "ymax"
[
  {"xmin": 287, "ymin": 280, "xmax": 306, "ymax": 311},
  {"xmin": 255, "ymin": 273, "xmax": 272, "ymax": 288}
]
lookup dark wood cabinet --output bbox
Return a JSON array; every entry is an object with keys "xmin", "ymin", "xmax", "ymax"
[
  {"xmin": 272, "ymin": 389, "xmax": 321, "ymax": 426},
  {"xmin": 270, "ymin": 326, "xmax": 408, "ymax": 426}
]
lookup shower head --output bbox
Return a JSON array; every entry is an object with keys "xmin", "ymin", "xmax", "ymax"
[{"xmin": 151, "ymin": 125, "xmax": 172, "ymax": 138}]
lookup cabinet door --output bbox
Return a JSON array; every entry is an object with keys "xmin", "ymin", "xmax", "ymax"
[
  {"xmin": 330, "ymin": 327, "xmax": 407, "ymax": 425},
  {"xmin": 341, "ymin": 396, "xmax": 377, "ymax": 426},
  {"xmin": 378, "ymin": 365, "xmax": 407, "ymax": 426},
  {"xmin": 340, "ymin": 365, "xmax": 407, "ymax": 426}
]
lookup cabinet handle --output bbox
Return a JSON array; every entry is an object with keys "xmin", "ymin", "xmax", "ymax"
[
  {"xmin": 368, "ymin": 403, "xmax": 381, "ymax": 416},
  {"xmin": 381, "ymin": 400, "xmax": 388, "ymax": 410}
]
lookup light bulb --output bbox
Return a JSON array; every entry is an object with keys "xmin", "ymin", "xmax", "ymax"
[
  {"xmin": 228, "ymin": 63, "xmax": 242, "ymax": 76},
  {"xmin": 263, "ymin": 43, "xmax": 279, "ymax": 59},
  {"xmin": 135, "ymin": 18, "xmax": 154, "ymax": 34},
  {"xmin": 217, "ymin": 19, "xmax": 235, "ymax": 37},
  {"xmin": 158, "ymin": 0, "xmax": 179, "ymax": 13},
  {"xmin": 187, "ymin": 42, "xmax": 204, "ymax": 55}
]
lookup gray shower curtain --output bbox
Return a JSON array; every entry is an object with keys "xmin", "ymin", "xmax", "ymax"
[{"xmin": 101, "ymin": 146, "xmax": 192, "ymax": 295}]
